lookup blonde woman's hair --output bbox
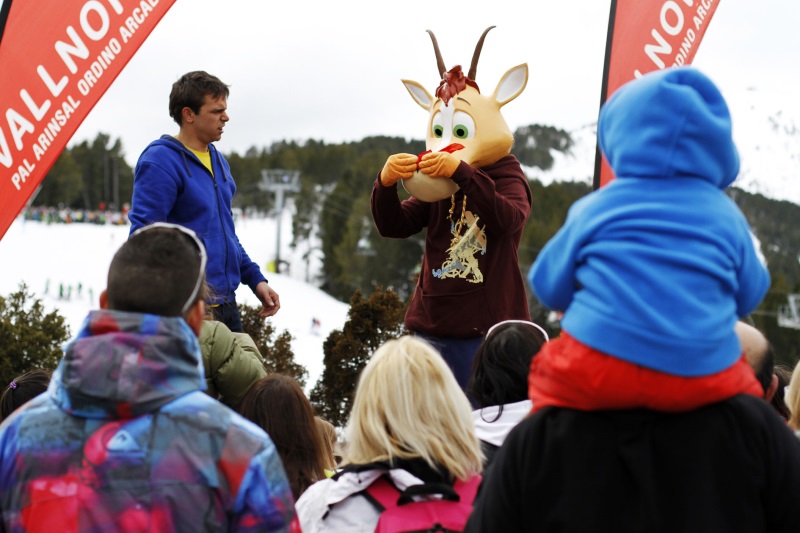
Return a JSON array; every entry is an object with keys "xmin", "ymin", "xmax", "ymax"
[
  {"xmin": 344, "ymin": 336, "xmax": 483, "ymax": 480},
  {"xmin": 787, "ymin": 360, "xmax": 800, "ymax": 431}
]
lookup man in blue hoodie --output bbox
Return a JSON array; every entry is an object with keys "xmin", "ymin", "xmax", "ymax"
[
  {"xmin": 129, "ymin": 71, "xmax": 279, "ymax": 332},
  {"xmin": 527, "ymin": 67, "xmax": 770, "ymax": 412},
  {"xmin": 0, "ymin": 223, "xmax": 295, "ymax": 531}
]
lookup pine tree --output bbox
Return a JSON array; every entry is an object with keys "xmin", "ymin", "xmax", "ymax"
[
  {"xmin": 511, "ymin": 124, "xmax": 574, "ymax": 170},
  {"xmin": 310, "ymin": 287, "xmax": 407, "ymax": 427},
  {"xmin": 238, "ymin": 303, "xmax": 308, "ymax": 388},
  {"xmin": 0, "ymin": 283, "xmax": 69, "ymax": 385},
  {"xmin": 35, "ymin": 151, "xmax": 84, "ymax": 207}
]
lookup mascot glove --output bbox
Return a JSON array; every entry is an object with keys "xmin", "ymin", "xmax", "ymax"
[
  {"xmin": 418, "ymin": 151, "xmax": 461, "ymax": 179},
  {"xmin": 380, "ymin": 153, "xmax": 419, "ymax": 187}
]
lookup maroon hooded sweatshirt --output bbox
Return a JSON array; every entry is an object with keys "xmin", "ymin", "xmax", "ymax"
[{"xmin": 371, "ymin": 155, "xmax": 531, "ymax": 338}]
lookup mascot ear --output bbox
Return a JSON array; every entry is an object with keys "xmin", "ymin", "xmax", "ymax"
[
  {"xmin": 403, "ymin": 79, "xmax": 434, "ymax": 110},
  {"xmin": 493, "ymin": 63, "xmax": 528, "ymax": 107}
]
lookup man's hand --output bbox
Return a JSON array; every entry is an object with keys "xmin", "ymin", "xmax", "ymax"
[
  {"xmin": 254, "ymin": 281, "xmax": 280, "ymax": 318},
  {"xmin": 380, "ymin": 153, "xmax": 418, "ymax": 187},
  {"xmin": 418, "ymin": 151, "xmax": 460, "ymax": 178}
]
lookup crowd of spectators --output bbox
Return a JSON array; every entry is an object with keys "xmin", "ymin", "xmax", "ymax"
[{"xmin": 23, "ymin": 205, "xmax": 130, "ymax": 226}]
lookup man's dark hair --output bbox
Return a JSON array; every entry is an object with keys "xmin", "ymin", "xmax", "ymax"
[
  {"xmin": 168, "ymin": 70, "xmax": 230, "ymax": 125},
  {"xmin": 108, "ymin": 226, "xmax": 204, "ymax": 316}
]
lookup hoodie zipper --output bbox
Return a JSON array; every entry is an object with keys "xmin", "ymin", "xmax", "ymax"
[
  {"xmin": 209, "ymin": 148, "xmax": 232, "ymax": 300},
  {"xmin": 180, "ymin": 141, "xmax": 233, "ymax": 301}
]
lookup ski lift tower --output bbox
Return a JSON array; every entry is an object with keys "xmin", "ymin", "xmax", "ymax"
[
  {"xmin": 778, "ymin": 294, "xmax": 800, "ymax": 330},
  {"xmin": 259, "ymin": 169, "xmax": 300, "ymax": 274}
]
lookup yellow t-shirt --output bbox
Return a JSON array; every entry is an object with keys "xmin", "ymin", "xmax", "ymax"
[{"xmin": 177, "ymin": 138, "xmax": 213, "ymax": 176}]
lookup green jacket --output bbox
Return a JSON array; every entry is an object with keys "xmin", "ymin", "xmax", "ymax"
[{"xmin": 199, "ymin": 320, "xmax": 267, "ymax": 408}]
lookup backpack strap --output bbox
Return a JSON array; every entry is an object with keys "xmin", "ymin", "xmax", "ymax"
[
  {"xmin": 363, "ymin": 475, "xmax": 402, "ymax": 512},
  {"xmin": 397, "ymin": 483, "xmax": 460, "ymax": 505},
  {"xmin": 364, "ymin": 474, "xmax": 483, "ymax": 510}
]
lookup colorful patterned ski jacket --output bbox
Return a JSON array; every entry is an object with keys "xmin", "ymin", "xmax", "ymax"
[{"xmin": 0, "ymin": 310, "xmax": 295, "ymax": 532}]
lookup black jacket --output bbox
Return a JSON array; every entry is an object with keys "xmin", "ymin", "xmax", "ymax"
[{"xmin": 466, "ymin": 395, "xmax": 800, "ymax": 532}]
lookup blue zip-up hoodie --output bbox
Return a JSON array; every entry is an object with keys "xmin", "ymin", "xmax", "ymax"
[
  {"xmin": 529, "ymin": 67, "xmax": 770, "ymax": 377},
  {"xmin": 129, "ymin": 136, "xmax": 266, "ymax": 304}
]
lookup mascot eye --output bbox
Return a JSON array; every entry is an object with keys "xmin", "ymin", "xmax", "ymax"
[
  {"xmin": 452, "ymin": 111, "xmax": 475, "ymax": 140},
  {"xmin": 431, "ymin": 111, "xmax": 444, "ymax": 138},
  {"xmin": 453, "ymin": 125, "xmax": 470, "ymax": 139}
]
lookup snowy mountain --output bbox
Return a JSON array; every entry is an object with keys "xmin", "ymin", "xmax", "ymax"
[{"xmin": 526, "ymin": 88, "xmax": 800, "ymax": 207}]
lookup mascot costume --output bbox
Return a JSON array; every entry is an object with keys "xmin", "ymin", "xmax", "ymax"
[{"xmin": 370, "ymin": 27, "xmax": 532, "ymax": 389}]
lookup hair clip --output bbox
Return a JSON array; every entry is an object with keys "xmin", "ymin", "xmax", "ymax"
[
  {"xmin": 9, "ymin": 382, "xmax": 16, "ymax": 390},
  {"xmin": 485, "ymin": 319, "xmax": 549, "ymax": 341}
]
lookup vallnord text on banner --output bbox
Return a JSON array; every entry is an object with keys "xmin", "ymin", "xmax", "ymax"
[{"xmin": 0, "ymin": 0, "xmax": 177, "ymax": 241}]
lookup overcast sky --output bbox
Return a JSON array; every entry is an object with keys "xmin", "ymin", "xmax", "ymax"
[{"xmin": 60, "ymin": 0, "xmax": 800, "ymax": 166}]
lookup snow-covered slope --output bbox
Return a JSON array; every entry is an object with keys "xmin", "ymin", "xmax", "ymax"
[{"xmin": 0, "ymin": 216, "xmax": 349, "ymax": 390}]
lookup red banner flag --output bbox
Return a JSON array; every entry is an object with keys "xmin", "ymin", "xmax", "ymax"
[
  {"xmin": 594, "ymin": 0, "xmax": 721, "ymax": 188},
  {"xmin": 0, "ymin": 0, "xmax": 177, "ymax": 240}
]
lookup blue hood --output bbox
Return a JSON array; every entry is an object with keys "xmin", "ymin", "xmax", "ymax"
[{"xmin": 598, "ymin": 67, "xmax": 739, "ymax": 189}]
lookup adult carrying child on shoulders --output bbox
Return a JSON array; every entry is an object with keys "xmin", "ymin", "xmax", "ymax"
[{"xmin": 528, "ymin": 67, "xmax": 770, "ymax": 412}]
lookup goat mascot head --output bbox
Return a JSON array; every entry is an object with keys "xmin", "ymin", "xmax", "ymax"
[{"xmin": 401, "ymin": 27, "xmax": 528, "ymax": 202}]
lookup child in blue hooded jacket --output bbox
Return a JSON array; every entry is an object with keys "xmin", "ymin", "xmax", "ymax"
[{"xmin": 528, "ymin": 67, "xmax": 770, "ymax": 411}]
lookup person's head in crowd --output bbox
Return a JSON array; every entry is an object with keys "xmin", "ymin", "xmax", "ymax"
[
  {"xmin": 786, "ymin": 361, "xmax": 800, "ymax": 431},
  {"xmin": 771, "ymin": 364, "xmax": 792, "ymax": 421},
  {"xmin": 315, "ymin": 416, "xmax": 339, "ymax": 472},
  {"xmin": 468, "ymin": 320, "xmax": 549, "ymax": 414},
  {"xmin": 101, "ymin": 222, "xmax": 207, "ymax": 334},
  {"xmin": 0, "ymin": 370, "xmax": 51, "ymax": 422},
  {"xmin": 467, "ymin": 320, "xmax": 548, "ymax": 467},
  {"xmin": 735, "ymin": 321, "xmax": 779, "ymax": 401},
  {"xmin": 238, "ymin": 374, "xmax": 329, "ymax": 499},
  {"xmin": 345, "ymin": 336, "xmax": 482, "ymax": 480}
]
